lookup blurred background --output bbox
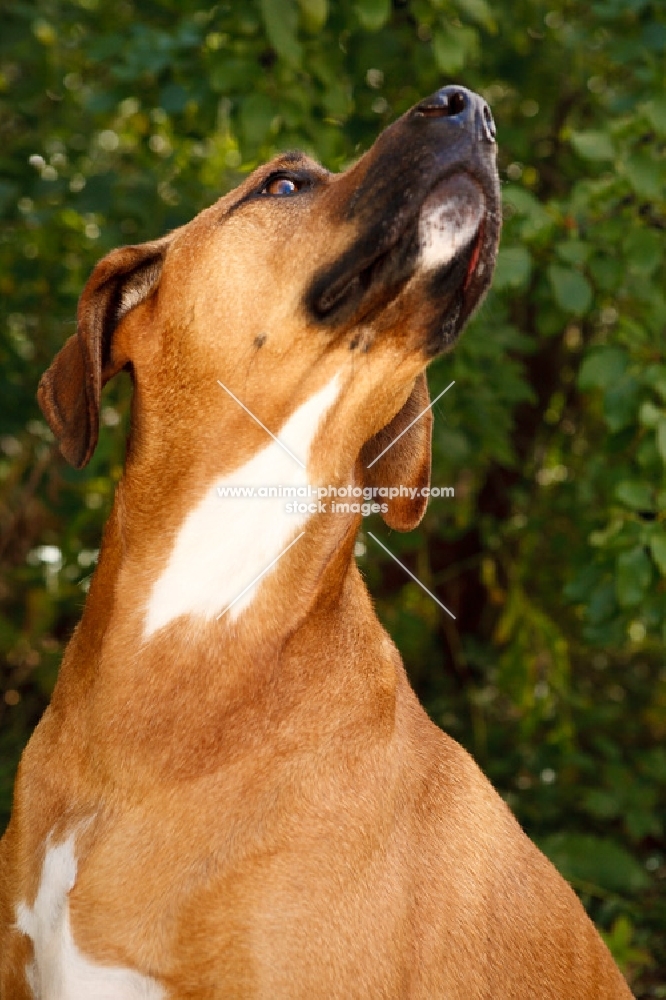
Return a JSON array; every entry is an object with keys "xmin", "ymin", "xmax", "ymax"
[{"xmin": 1, "ymin": 0, "xmax": 665, "ymax": 990}]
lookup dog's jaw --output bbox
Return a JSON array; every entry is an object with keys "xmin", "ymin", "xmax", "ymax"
[{"xmin": 417, "ymin": 174, "xmax": 485, "ymax": 272}]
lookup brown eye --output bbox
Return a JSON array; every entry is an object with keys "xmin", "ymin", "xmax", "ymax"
[{"xmin": 263, "ymin": 176, "xmax": 300, "ymax": 196}]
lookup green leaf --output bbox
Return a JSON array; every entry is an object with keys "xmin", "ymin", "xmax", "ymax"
[
  {"xmin": 623, "ymin": 228, "xmax": 662, "ymax": 276},
  {"xmin": 649, "ymin": 365, "xmax": 666, "ymax": 403},
  {"xmin": 603, "ymin": 914, "xmax": 653, "ymax": 972},
  {"xmin": 239, "ymin": 94, "xmax": 275, "ymax": 147},
  {"xmin": 615, "ymin": 480, "xmax": 653, "ymax": 511},
  {"xmin": 539, "ymin": 833, "xmax": 649, "ymax": 893},
  {"xmin": 432, "ymin": 28, "xmax": 467, "ymax": 73},
  {"xmin": 502, "ymin": 186, "xmax": 543, "ymax": 216},
  {"xmin": 625, "ymin": 152, "xmax": 663, "ymax": 200},
  {"xmin": 586, "ymin": 581, "xmax": 616, "ymax": 624},
  {"xmin": 0, "ymin": 180, "xmax": 18, "ymax": 216},
  {"xmin": 455, "ymin": 0, "xmax": 496, "ymax": 31},
  {"xmin": 582, "ymin": 789, "xmax": 619, "ymax": 820},
  {"xmin": 159, "ymin": 83, "xmax": 188, "ymax": 114},
  {"xmin": 603, "ymin": 376, "xmax": 640, "ymax": 432},
  {"xmin": 492, "ymin": 246, "xmax": 532, "ymax": 290},
  {"xmin": 639, "ymin": 401, "xmax": 662, "ymax": 428},
  {"xmin": 644, "ymin": 96, "xmax": 666, "ymax": 135},
  {"xmin": 650, "ymin": 534, "xmax": 666, "ymax": 576},
  {"xmin": 297, "ymin": 0, "xmax": 328, "ymax": 31},
  {"xmin": 588, "ymin": 254, "xmax": 621, "ymax": 291},
  {"xmin": 616, "ymin": 546, "xmax": 653, "ymax": 607},
  {"xmin": 260, "ymin": 0, "xmax": 302, "ymax": 66},
  {"xmin": 88, "ymin": 33, "xmax": 125, "ymax": 61},
  {"xmin": 355, "ymin": 0, "xmax": 391, "ymax": 31},
  {"xmin": 502, "ymin": 185, "xmax": 552, "ymax": 237},
  {"xmin": 657, "ymin": 417, "xmax": 666, "ymax": 463},
  {"xmin": 578, "ymin": 346, "xmax": 628, "ymax": 390},
  {"xmin": 555, "ymin": 240, "xmax": 589, "ymax": 266},
  {"xmin": 209, "ymin": 58, "xmax": 255, "ymax": 92},
  {"xmin": 322, "ymin": 83, "xmax": 351, "ymax": 119},
  {"xmin": 548, "ymin": 264, "xmax": 592, "ymax": 315},
  {"xmin": 570, "ymin": 130, "xmax": 615, "ymax": 161}
]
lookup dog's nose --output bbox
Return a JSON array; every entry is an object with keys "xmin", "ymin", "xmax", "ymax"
[{"xmin": 414, "ymin": 86, "xmax": 496, "ymax": 144}]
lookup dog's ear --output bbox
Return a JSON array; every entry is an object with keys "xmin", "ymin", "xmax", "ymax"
[
  {"xmin": 38, "ymin": 237, "xmax": 170, "ymax": 469},
  {"xmin": 362, "ymin": 372, "xmax": 432, "ymax": 532}
]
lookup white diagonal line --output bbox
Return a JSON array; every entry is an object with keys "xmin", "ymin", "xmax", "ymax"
[
  {"xmin": 367, "ymin": 532, "xmax": 456, "ymax": 620},
  {"xmin": 366, "ymin": 380, "xmax": 455, "ymax": 469},
  {"xmin": 217, "ymin": 380, "xmax": 305, "ymax": 469},
  {"xmin": 216, "ymin": 531, "xmax": 306, "ymax": 619}
]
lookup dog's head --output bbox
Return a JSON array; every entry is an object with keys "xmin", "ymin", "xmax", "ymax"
[{"xmin": 39, "ymin": 86, "xmax": 499, "ymax": 531}]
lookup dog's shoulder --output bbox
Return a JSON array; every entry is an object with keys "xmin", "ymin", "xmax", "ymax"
[{"xmin": 395, "ymin": 693, "xmax": 630, "ymax": 996}]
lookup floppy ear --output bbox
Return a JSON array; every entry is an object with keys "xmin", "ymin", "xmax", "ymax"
[
  {"xmin": 361, "ymin": 372, "xmax": 432, "ymax": 531},
  {"xmin": 38, "ymin": 237, "xmax": 170, "ymax": 469}
]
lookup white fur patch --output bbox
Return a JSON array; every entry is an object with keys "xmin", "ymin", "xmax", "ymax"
[
  {"xmin": 16, "ymin": 834, "xmax": 164, "ymax": 1000},
  {"xmin": 116, "ymin": 260, "xmax": 163, "ymax": 325},
  {"xmin": 418, "ymin": 195, "xmax": 484, "ymax": 271},
  {"xmin": 143, "ymin": 374, "xmax": 341, "ymax": 637}
]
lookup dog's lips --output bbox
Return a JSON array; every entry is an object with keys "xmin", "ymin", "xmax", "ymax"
[
  {"xmin": 313, "ymin": 249, "xmax": 390, "ymax": 318},
  {"xmin": 463, "ymin": 228, "xmax": 483, "ymax": 290}
]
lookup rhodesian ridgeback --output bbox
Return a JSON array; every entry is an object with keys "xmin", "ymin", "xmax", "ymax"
[{"xmin": 0, "ymin": 85, "xmax": 631, "ymax": 998}]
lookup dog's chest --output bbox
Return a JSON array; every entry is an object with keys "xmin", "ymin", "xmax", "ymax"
[{"xmin": 16, "ymin": 833, "xmax": 165, "ymax": 1000}]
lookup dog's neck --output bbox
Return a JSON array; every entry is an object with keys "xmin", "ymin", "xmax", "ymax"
[
  {"xmin": 53, "ymin": 383, "xmax": 399, "ymax": 785},
  {"xmin": 139, "ymin": 372, "xmax": 345, "ymax": 638},
  {"xmin": 60, "ymin": 504, "xmax": 397, "ymax": 788}
]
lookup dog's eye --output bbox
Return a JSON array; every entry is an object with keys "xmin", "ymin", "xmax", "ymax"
[{"xmin": 262, "ymin": 176, "xmax": 302, "ymax": 197}]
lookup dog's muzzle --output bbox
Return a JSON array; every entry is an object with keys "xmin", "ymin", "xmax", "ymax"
[{"xmin": 307, "ymin": 85, "xmax": 501, "ymax": 351}]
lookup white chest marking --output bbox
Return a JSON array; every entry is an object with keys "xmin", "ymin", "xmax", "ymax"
[
  {"xmin": 16, "ymin": 833, "xmax": 165, "ymax": 1000},
  {"xmin": 143, "ymin": 374, "xmax": 341, "ymax": 637},
  {"xmin": 418, "ymin": 193, "xmax": 484, "ymax": 271}
]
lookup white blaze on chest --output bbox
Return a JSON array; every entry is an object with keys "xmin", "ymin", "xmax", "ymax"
[
  {"xmin": 143, "ymin": 373, "xmax": 341, "ymax": 638},
  {"xmin": 16, "ymin": 833, "xmax": 165, "ymax": 1000}
]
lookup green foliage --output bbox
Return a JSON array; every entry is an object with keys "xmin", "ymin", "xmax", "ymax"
[
  {"xmin": 539, "ymin": 833, "xmax": 649, "ymax": 894},
  {"xmin": 0, "ymin": 0, "xmax": 664, "ymax": 992}
]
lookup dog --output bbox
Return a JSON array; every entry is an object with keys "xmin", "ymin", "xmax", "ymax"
[{"xmin": 0, "ymin": 85, "xmax": 632, "ymax": 998}]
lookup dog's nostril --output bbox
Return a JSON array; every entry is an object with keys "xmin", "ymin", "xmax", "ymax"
[
  {"xmin": 416, "ymin": 90, "xmax": 467, "ymax": 119},
  {"xmin": 447, "ymin": 91, "xmax": 466, "ymax": 116},
  {"xmin": 482, "ymin": 104, "xmax": 497, "ymax": 139}
]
